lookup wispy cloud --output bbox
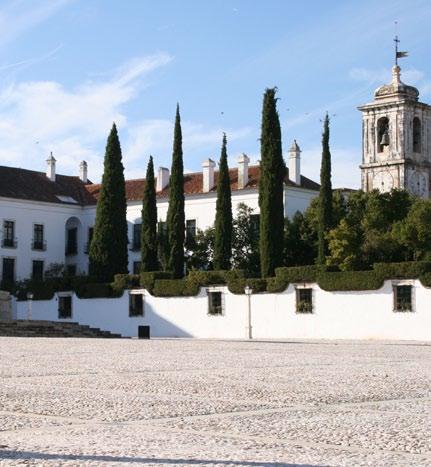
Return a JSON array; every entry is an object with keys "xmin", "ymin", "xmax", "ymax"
[{"xmin": 0, "ymin": 0, "xmax": 73, "ymax": 48}]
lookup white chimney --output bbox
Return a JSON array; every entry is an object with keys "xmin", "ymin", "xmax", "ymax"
[
  {"xmin": 156, "ymin": 167, "xmax": 170, "ymax": 192},
  {"xmin": 46, "ymin": 152, "xmax": 56, "ymax": 182},
  {"xmin": 237, "ymin": 153, "xmax": 250, "ymax": 189},
  {"xmin": 202, "ymin": 158, "xmax": 216, "ymax": 192},
  {"xmin": 288, "ymin": 140, "xmax": 301, "ymax": 185},
  {"xmin": 79, "ymin": 160, "xmax": 88, "ymax": 183}
]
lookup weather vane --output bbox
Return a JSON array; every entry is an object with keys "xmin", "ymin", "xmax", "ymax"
[{"xmin": 394, "ymin": 21, "xmax": 408, "ymax": 66}]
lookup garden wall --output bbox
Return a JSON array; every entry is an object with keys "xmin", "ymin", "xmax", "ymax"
[{"xmin": 14, "ymin": 279, "xmax": 431, "ymax": 341}]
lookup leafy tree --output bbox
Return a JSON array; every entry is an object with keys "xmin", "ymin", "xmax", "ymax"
[
  {"xmin": 186, "ymin": 227, "xmax": 215, "ymax": 271},
  {"xmin": 317, "ymin": 113, "xmax": 333, "ymax": 264},
  {"xmin": 232, "ymin": 203, "xmax": 260, "ymax": 276},
  {"xmin": 393, "ymin": 199, "xmax": 431, "ymax": 260},
  {"xmin": 284, "ymin": 211, "xmax": 316, "ymax": 266},
  {"xmin": 258, "ymin": 88, "xmax": 286, "ymax": 277},
  {"xmin": 213, "ymin": 133, "xmax": 232, "ymax": 270},
  {"xmin": 327, "ymin": 219, "xmax": 365, "ymax": 271},
  {"xmin": 141, "ymin": 156, "xmax": 158, "ymax": 271},
  {"xmin": 166, "ymin": 104, "xmax": 185, "ymax": 278},
  {"xmin": 89, "ymin": 123, "xmax": 128, "ymax": 281}
]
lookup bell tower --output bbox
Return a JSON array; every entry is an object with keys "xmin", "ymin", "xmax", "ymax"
[{"xmin": 358, "ymin": 47, "xmax": 431, "ymax": 198}]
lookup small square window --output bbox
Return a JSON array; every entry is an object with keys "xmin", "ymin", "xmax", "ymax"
[
  {"xmin": 208, "ymin": 291, "xmax": 223, "ymax": 315},
  {"xmin": 394, "ymin": 285, "xmax": 413, "ymax": 312},
  {"xmin": 296, "ymin": 288, "xmax": 313, "ymax": 313},
  {"xmin": 129, "ymin": 293, "xmax": 144, "ymax": 317},
  {"xmin": 58, "ymin": 295, "xmax": 72, "ymax": 319}
]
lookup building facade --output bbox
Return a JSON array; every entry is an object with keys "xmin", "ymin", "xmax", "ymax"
[
  {"xmin": 359, "ymin": 65, "xmax": 431, "ymax": 197},
  {"xmin": 0, "ymin": 142, "xmax": 319, "ymax": 283}
]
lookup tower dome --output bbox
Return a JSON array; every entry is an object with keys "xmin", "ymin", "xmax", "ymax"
[{"xmin": 374, "ymin": 65, "xmax": 419, "ymax": 101}]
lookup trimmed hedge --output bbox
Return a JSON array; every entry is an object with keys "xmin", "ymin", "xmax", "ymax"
[
  {"xmin": 152, "ymin": 279, "xmax": 199, "ymax": 297},
  {"xmin": 317, "ymin": 270, "xmax": 384, "ymax": 292},
  {"xmin": 13, "ymin": 262, "xmax": 431, "ymax": 300},
  {"xmin": 228, "ymin": 278, "xmax": 267, "ymax": 295}
]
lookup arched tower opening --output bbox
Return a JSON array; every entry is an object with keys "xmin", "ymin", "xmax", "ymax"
[
  {"xmin": 377, "ymin": 117, "xmax": 389, "ymax": 153},
  {"xmin": 413, "ymin": 117, "xmax": 421, "ymax": 153}
]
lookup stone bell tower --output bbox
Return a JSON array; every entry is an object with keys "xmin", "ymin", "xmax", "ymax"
[{"xmin": 358, "ymin": 65, "xmax": 431, "ymax": 198}]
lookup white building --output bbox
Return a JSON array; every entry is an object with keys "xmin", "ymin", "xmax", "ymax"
[{"xmin": 0, "ymin": 141, "xmax": 319, "ymax": 283}]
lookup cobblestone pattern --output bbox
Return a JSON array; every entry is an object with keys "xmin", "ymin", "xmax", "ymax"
[{"xmin": 0, "ymin": 338, "xmax": 430, "ymax": 466}]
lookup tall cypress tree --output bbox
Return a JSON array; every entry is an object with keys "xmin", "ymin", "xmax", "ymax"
[
  {"xmin": 89, "ymin": 123, "xmax": 128, "ymax": 281},
  {"xmin": 167, "ymin": 104, "xmax": 185, "ymax": 278},
  {"xmin": 317, "ymin": 113, "xmax": 333, "ymax": 265},
  {"xmin": 258, "ymin": 88, "xmax": 286, "ymax": 277},
  {"xmin": 214, "ymin": 133, "xmax": 233, "ymax": 270},
  {"xmin": 141, "ymin": 156, "xmax": 158, "ymax": 271}
]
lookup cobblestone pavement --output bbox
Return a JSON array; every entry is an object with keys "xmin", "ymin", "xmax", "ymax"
[{"xmin": 0, "ymin": 338, "xmax": 430, "ymax": 466}]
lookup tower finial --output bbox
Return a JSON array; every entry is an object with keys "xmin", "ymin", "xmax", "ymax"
[{"xmin": 393, "ymin": 21, "xmax": 408, "ymax": 66}]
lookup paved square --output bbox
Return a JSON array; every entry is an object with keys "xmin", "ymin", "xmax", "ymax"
[{"xmin": 0, "ymin": 337, "xmax": 430, "ymax": 466}]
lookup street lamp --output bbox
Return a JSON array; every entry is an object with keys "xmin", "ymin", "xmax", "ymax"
[
  {"xmin": 244, "ymin": 285, "xmax": 253, "ymax": 339},
  {"xmin": 27, "ymin": 292, "xmax": 34, "ymax": 321}
]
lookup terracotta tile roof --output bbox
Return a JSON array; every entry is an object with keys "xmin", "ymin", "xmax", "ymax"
[
  {"xmin": 0, "ymin": 166, "xmax": 95, "ymax": 205},
  {"xmin": 0, "ymin": 164, "xmax": 319, "ymax": 206}
]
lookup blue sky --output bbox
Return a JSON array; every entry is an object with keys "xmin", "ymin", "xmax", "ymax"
[{"xmin": 0, "ymin": 0, "xmax": 430, "ymax": 187}]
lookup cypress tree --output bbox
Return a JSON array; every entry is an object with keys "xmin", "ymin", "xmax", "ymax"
[
  {"xmin": 166, "ymin": 104, "xmax": 185, "ymax": 278},
  {"xmin": 141, "ymin": 156, "xmax": 158, "ymax": 271},
  {"xmin": 89, "ymin": 123, "xmax": 128, "ymax": 281},
  {"xmin": 317, "ymin": 113, "xmax": 333, "ymax": 265},
  {"xmin": 213, "ymin": 133, "xmax": 233, "ymax": 270},
  {"xmin": 258, "ymin": 88, "xmax": 286, "ymax": 277}
]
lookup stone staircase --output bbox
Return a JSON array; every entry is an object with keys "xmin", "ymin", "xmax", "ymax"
[{"xmin": 0, "ymin": 320, "xmax": 123, "ymax": 338}]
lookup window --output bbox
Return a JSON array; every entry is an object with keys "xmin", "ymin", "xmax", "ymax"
[
  {"xmin": 133, "ymin": 261, "xmax": 142, "ymax": 274},
  {"xmin": 413, "ymin": 117, "xmax": 421, "ymax": 153},
  {"xmin": 58, "ymin": 295, "xmax": 72, "ymax": 319},
  {"xmin": 2, "ymin": 221, "xmax": 16, "ymax": 248},
  {"xmin": 208, "ymin": 291, "xmax": 223, "ymax": 315},
  {"xmin": 32, "ymin": 260, "xmax": 44, "ymax": 281},
  {"xmin": 186, "ymin": 219, "xmax": 197, "ymax": 248},
  {"xmin": 32, "ymin": 224, "xmax": 45, "ymax": 250},
  {"xmin": 66, "ymin": 227, "xmax": 77, "ymax": 255},
  {"xmin": 296, "ymin": 288, "xmax": 313, "ymax": 313},
  {"xmin": 394, "ymin": 285, "xmax": 413, "ymax": 312},
  {"xmin": 85, "ymin": 227, "xmax": 94, "ymax": 254},
  {"xmin": 377, "ymin": 117, "xmax": 389, "ymax": 153},
  {"xmin": 129, "ymin": 293, "xmax": 144, "ymax": 317},
  {"xmin": 1, "ymin": 258, "xmax": 15, "ymax": 286},
  {"xmin": 66, "ymin": 264, "xmax": 77, "ymax": 276},
  {"xmin": 250, "ymin": 214, "xmax": 260, "ymax": 238},
  {"xmin": 132, "ymin": 223, "xmax": 141, "ymax": 251}
]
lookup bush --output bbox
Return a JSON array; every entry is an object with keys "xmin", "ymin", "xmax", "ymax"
[
  {"xmin": 419, "ymin": 272, "xmax": 431, "ymax": 288},
  {"xmin": 317, "ymin": 270, "xmax": 384, "ymax": 291},
  {"xmin": 187, "ymin": 270, "xmax": 227, "ymax": 286},
  {"xmin": 112, "ymin": 274, "xmax": 140, "ymax": 293},
  {"xmin": 373, "ymin": 261, "xmax": 431, "ymax": 278},
  {"xmin": 228, "ymin": 278, "xmax": 267, "ymax": 295},
  {"xmin": 76, "ymin": 283, "xmax": 121, "ymax": 299},
  {"xmin": 275, "ymin": 265, "xmax": 321, "ymax": 282},
  {"xmin": 152, "ymin": 279, "xmax": 199, "ymax": 297},
  {"xmin": 140, "ymin": 271, "xmax": 174, "ymax": 291}
]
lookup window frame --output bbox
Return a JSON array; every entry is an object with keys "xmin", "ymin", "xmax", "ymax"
[
  {"xmin": 131, "ymin": 223, "xmax": 142, "ymax": 251},
  {"xmin": 393, "ymin": 281, "xmax": 415, "ymax": 313},
  {"xmin": 129, "ymin": 290, "xmax": 144, "ymax": 317},
  {"xmin": 1, "ymin": 256, "xmax": 16, "ymax": 285},
  {"xmin": 2, "ymin": 220, "xmax": 17, "ymax": 248},
  {"xmin": 295, "ymin": 285, "xmax": 314, "ymax": 314},
  {"xmin": 32, "ymin": 259, "xmax": 44, "ymax": 281},
  {"xmin": 32, "ymin": 223, "xmax": 46, "ymax": 251},
  {"xmin": 58, "ymin": 293, "xmax": 73, "ymax": 319},
  {"xmin": 207, "ymin": 288, "xmax": 224, "ymax": 316}
]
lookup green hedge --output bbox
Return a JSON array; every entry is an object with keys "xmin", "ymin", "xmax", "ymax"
[
  {"xmin": 373, "ymin": 261, "xmax": 431, "ymax": 278},
  {"xmin": 317, "ymin": 270, "xmax": 384, "ymax": 292},
  {"xmin": 140, "ymin": 271, "xmax": 174, "ymax": 292},
  {"xmin": 76, "ymin": 283, "xmax": 122, "ymax": 299},
  {"xmin": 227, "ymin": 278, "xmax": 267, "ymax": 295},
  {"xmin": 152, "ymin": 279, "xmax": 199, "ymax": 297}
]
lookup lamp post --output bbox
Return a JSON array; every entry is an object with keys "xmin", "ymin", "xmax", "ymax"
[
  {"xmin": 27, "ymin": 292, "xmax": 34, "ymax": 321},
  {"xmin": 244, "ymin": 285, "xmax": 253, "ymax": 339}
]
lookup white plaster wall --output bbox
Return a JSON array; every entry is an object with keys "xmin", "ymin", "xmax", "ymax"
[
  {"xmin": 15, "ymin": 280, "xmax": 431, "ymax": 341},
  {"xmin": 0, "ymin": 198, "xmax": 86, "ymax": 280}
]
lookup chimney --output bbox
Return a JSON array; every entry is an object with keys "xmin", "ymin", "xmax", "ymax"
[
  {"xmin": 237, "ymin": 153, "xmax": 250, "ymax": 189},
  {"xmin": 288, "ymin": 140, "xmax": 301, "ymax": 185},
  {"xmin": 79, "ymin": 161, "xmax": 88, "ymax": 183},
  {"xmin": 46, "ymin": 152, "xmax": 56, "ymax": 182},
  {"xmin": 202, "ymin": 158, "xmax": 216, "ymax": 192},
  {"xmin": 156, "ymin": 167, "xmax": 170, "ymax": 192}
]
